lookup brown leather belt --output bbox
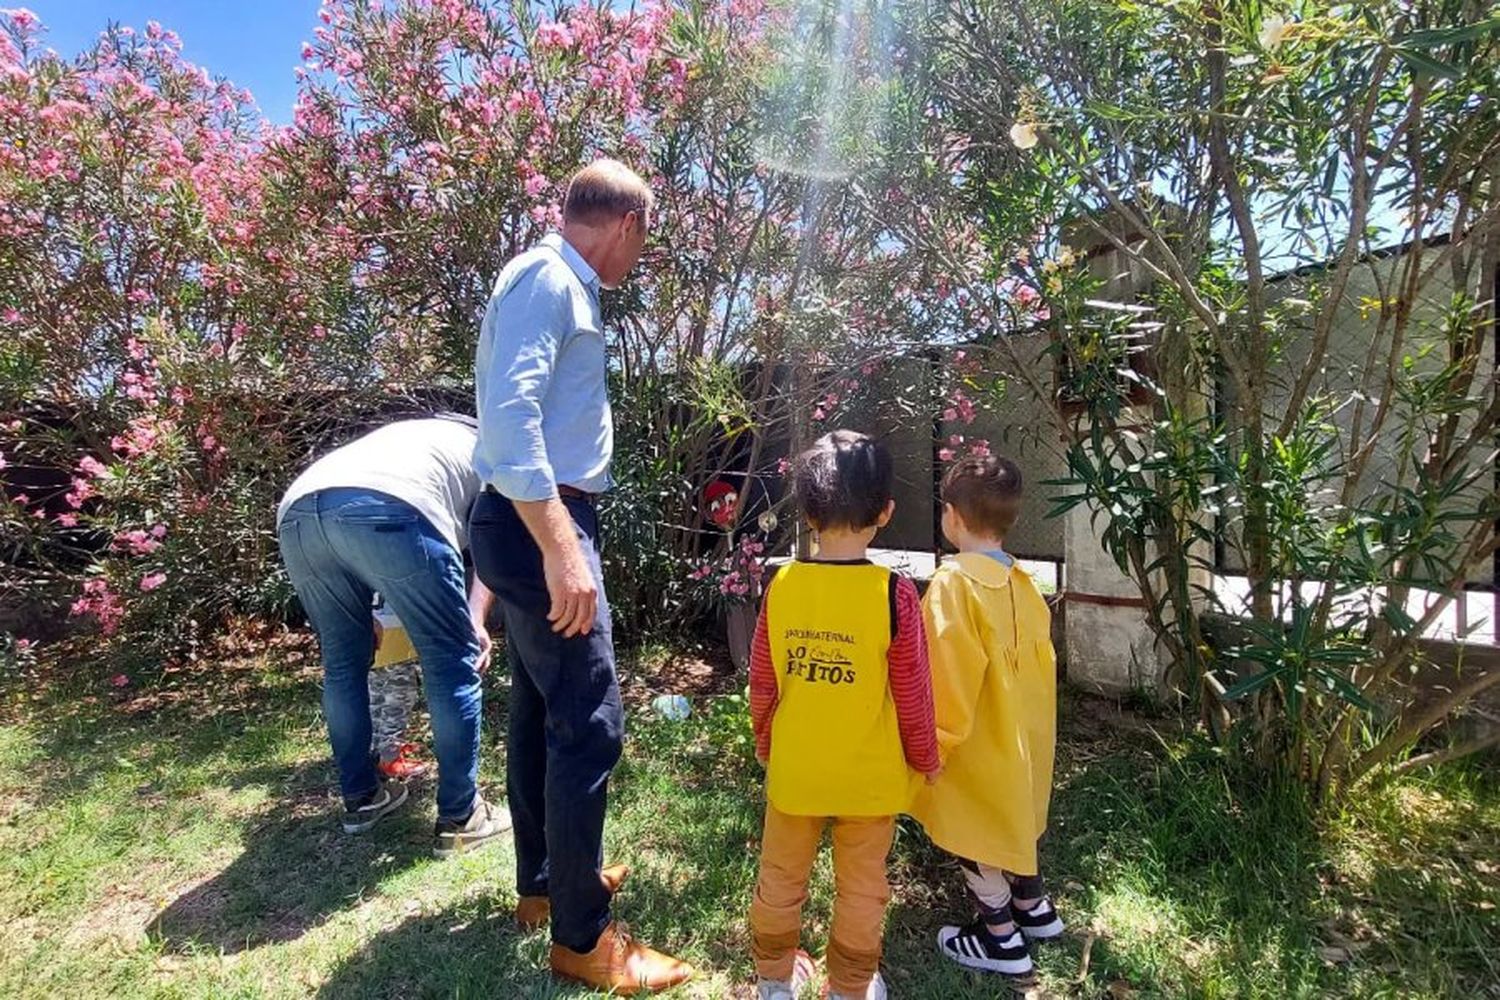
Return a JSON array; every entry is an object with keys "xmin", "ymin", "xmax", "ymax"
[{"xmin": 483, "ymin": 483, "xmax": 598, "ymax": 505}]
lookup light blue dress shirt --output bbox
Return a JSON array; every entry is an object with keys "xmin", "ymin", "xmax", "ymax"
[{"xmin": 473, "ymin": 234, "xmax": 612, "ymax": 501}]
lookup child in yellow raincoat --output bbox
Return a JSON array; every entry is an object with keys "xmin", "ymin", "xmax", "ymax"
[{"xmin": 910, "ymin": 454, "xmax": 1063, "ymax": 978}]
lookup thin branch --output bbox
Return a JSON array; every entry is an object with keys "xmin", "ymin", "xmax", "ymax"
[
  {"xmin": 1388, "ymin": 729, "xmax": 1500, "ymax": 778},
  {"xmin": 1278, "ymin": 50, "xmax": 1400, "ymax": 441},
  {"xmin": 1350, "ymin": 668, "xmax": 1500, "ymax": 787}
]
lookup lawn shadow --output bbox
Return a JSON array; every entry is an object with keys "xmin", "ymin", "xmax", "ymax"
[
  {"xmin": 312, "ymin": 895, "xmax": 687, "ymax": 1000},
  {"xmin": 147, "ymin": 758, "xmax": 436, "ymax": 956},
  {"xmin": 880, "ymin": 698, "xmax": 1334, "ymax": 997},
  {"xmin": 881, "ymin": 822, "xmax": 1060, "ymax": 999},
  {"xmin": 8, "ymin": 639, "xmax": 329, "ymax": 810}
]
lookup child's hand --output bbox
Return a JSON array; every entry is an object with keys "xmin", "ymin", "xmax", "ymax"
[
  {"xmin": 756, "ymin": 753, "xmax": 768, "ymax": 768},
  {"xmin": 924, "ymin": 765, "xmax": 944, "ymax": 785}
]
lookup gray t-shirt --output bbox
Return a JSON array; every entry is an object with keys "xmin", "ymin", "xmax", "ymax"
[{"xmin": 276, "ymin": 418, "xmax": 480, "ymax": 552}]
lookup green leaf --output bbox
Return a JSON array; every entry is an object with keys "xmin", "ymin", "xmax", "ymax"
[
  {"xmin": 1400, "ymin": 19, "xmax": 1500, "ymax": 49},
  {"xmin": 1393, "ymin": 45, "xmax": 1461, "ymax": 80},
  {"xmin": 1221, "ymin": 666, "xmax": 1285, "ymax": 701},
  {"xmin": 1314, "ymin": 667, "xmax": 1379, "ymax": 714},
  {"xmin": 1085, "ymin": 99, "xmax": 1132, "ymax": 121},
  {"xmin": 1381, "ymin": 602, "xmax": 1418, "ymax": 634}
]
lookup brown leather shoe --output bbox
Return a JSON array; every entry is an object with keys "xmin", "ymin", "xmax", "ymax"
[
  {"xmin": 516, "ymin": 863, "xmax": 630, "ymax": 931},
  {"xmin": 549, "ymin": 920, "xmax": 694, "ymax": 995}
]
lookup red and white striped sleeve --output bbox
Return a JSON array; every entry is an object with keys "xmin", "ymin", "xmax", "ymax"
[
  {"xmin": 887, "ymin": 575, "xmax": 941, "ymax": 774},
  {"xmin": 748, "ymin": 594, "xmax": 778, "ymax": 762}
]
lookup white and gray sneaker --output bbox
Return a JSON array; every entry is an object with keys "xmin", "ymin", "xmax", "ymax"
[
  {"xmin": 937, "ymin": 920, "xmax": 1034, "ymax": 976},
  {"xmin": 829, "ymin": 971, "xmax": 888, "ymax": 1000},
  {"xmin": 341, "ymin": 778, "xmax": 410, "ymax": 833},
  {"xmin": 757, "ymin": 948, "xmax": 815, "ymax": 999},
  {"xmin": 1013, "ymin": 897, "xmax": 1065, "ymax": 940},
  {"xmin": 433, "ymin": 796, "xmax": 512, "ymax": 859}
]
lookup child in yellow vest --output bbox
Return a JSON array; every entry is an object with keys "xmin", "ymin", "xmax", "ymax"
[
  {"xmin": 910, "ymin": 455, "xmax": 1062, "ymax": 978},
  {"xmin": 748, "ymin": 431, "xmax": 942, "ymax": 1000},
  {"xmin": 370, "ymin": 601, "xmax": 428, "ymax": 780}
]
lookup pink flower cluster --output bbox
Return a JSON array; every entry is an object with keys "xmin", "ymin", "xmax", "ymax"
[
  {"xmin": 692, "ymin": 535, "xmax": 769, "ymax": 600},
  {"xmin": 720, "ymin": 535, "xmax": 767, "ymax": 597},
  {"xmin": 63, "ymin": 455, "xmax": 112, "ymax": 510},
  {"xmin": 938, "ymin": 433, "xmax": 992, "ymax": 462},
  {"xmin": 114, "ymin": 523, "xmax": 167, "ymax": 556},
  {"xmin": 942, "ymin": 388, "xmax": 977, "ymax": 424},
  {"xmin": 70, "ymin": 578, "xmax": 125, "ymax": 635},
  {"xmin": 111, "ymin": 416, "xmax": 170, "ymax": 458}
]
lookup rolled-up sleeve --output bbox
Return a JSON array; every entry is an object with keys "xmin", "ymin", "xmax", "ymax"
[{"xmin": 474, "ymin": 265, "xmax": 571, "ymax": 501}]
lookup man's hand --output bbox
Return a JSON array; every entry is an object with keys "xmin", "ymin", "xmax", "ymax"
[
  {"xmin": 372, "ymin": 618, "xmax": 385, "ymax": 652},
  {"xmin": 468, "ymin": 579, "xmax": 496, "ymax": 673},
  {"xmin": 543, "ymin": 544, "xmax": 598, "ymax": 638},
  {"xmin": 512, "ymin": 496, "xmax": 598, "ymax": 639},
  {"xmin": 474, "ymin": 622, "xmax": 494, "ymax": 674}
]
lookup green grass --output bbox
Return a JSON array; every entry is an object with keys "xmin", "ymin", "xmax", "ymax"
[{"xmin": 1, "ymin": 642, "xmax": 1496, "ymax": 999}]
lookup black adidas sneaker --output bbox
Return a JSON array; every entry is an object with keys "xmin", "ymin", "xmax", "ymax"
[
  {"xmin": 1013, "ymin": 896, "xmax": 1065, "ymax": 939},
  {"xmin": 936, "ymin": 919, "xmax": 1034, "ymax": 976}
]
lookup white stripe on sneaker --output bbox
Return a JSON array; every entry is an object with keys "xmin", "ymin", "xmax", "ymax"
[{"xmin": 937, "ymin": 925, "xmax": 1034, "ymax": 977}]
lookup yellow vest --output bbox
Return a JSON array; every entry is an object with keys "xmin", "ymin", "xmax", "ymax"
[
  {"xmin": 763, "ymin": 561, "xmax": 915, "ymax": 816},
  {"xmin": 910, "ymin": 553, "xmax": 1056, "ymax": 873},
  {"xmin": 373, "ymin": 609, "xmax": 417, "ymax": 669}
]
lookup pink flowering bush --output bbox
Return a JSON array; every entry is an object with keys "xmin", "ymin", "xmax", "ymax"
[{"xmin": 0, "ymin": 1, "xmax": 1041, "ymax": 653}]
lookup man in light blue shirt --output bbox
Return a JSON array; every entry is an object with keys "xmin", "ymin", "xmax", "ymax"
[
  {"xmin": 469, "ymin": 159, "xmax": 694, "ymax": 994},
  {"xmin": 473, "ymin": 232, "xmax": 612, "ymax": 501}
]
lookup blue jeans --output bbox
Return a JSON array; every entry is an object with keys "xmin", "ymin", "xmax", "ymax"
[
  {"xmin": 278, "ymin": 488, "xmax": 482, "ymax": 822},
  {"xmin": 469, "ymin": 490, "xmax": 623, "ymax": 953}
]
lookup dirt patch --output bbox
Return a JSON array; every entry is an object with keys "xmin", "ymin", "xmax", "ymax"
[
  {"xmin": 1063, "ymin": 691, "xmax": 1180, "ymax": 740},
  {"xmin": 618, "ymin": 638, "xmax": 742, "ymax": 708},
  {"xmin": 63, "ymin": 857, "xmax": 226, "ymax": 953}
]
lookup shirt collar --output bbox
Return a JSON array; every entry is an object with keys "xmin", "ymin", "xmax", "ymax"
[
  {"xmin": 949, "ymin": 550, "xmax": 1023, "ymax": 589},
  {"xmin": 541, "ymin": 233, "xmax": 600, "ymax": 292}
]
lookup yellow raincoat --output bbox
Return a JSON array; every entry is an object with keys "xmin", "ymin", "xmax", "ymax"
[{"xmin": 909, "ymin": 552, "xmax": 1056, "ymax": 874}]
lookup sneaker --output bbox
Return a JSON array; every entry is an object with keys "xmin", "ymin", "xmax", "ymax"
[
  {"xmin": 829, "ymin": 970, "xmax": 888, "ymax": 1000},
  {"xmin": 433, "ymin": 796, "xmax": 512, "ymax": 859},
  {"xmin": 550, "ymin": 920, "xmax": 695, "ymax": 994},
  {"xmin": 1013, "ymin": 896, "xmax": 1065, "ymax": 940},
  {"xmin": 937, "ymin": 919, "xmax": 1034, "ymax": 976},
  {"xmin": 341, "ymin": 778, "xmax": 409, "ymax": 834},
  {"xmin": 757, "ymin": 949, "xmax": 814, "ymax": 999},
  {"xmin": 377, "ymin": 743, "xmax": 430, "ymax": 780}
]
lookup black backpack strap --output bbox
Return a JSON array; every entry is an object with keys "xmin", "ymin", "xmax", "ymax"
[{"xmin": 887, "ymin": 569, "xmax": 900, "ymax": 641}]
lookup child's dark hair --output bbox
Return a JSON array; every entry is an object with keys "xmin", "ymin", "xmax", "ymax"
[
  {"xmin": 791, "ymin": 430, "xmax": 893, "ymax": 531},
  {"xmin": 942, "ymin": 454, "xmax": 1023, "ymax": 538}
]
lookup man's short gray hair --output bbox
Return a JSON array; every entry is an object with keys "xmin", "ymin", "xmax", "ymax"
[{"xmin": 563, "ymin": 158, "xmax": 653, "ymax": 226}]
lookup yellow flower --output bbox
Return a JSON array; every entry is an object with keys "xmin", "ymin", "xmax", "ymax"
[
  {"xmin": 1009, "ymin": 122, "xmax": 1039, "ymax": 150},
  {"xmin": 1259, "ymin": 15, "xmax": 1292, "ymax": 50},
  {"xmin": 1057, "ymin": 244, "xmax": 1078, "ymax": 268},
  {"xmin": 1041, "ymin": 258, "xmax": 1059, "ymax": 275},
  {"xmin": 1046, "ymin": 275, "xmax": 1063, "ymax": 295}
]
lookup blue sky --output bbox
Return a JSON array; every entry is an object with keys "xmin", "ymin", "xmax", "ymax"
[{"xmin": 28, "ymin": 1, "xmax": 321, "ymax": 121}]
